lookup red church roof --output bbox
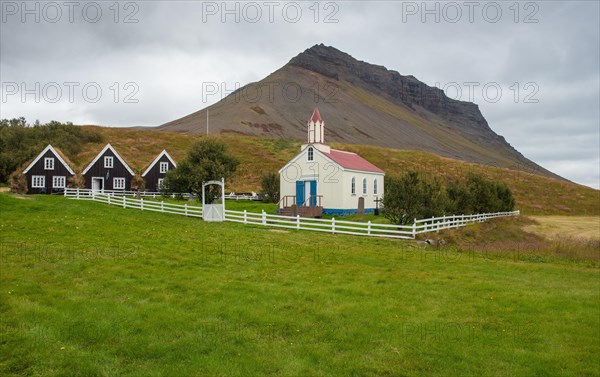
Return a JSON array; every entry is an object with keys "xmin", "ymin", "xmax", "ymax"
[
  {"xmin": 309, "ymin": 108, "xmax": 323, "ymax": 123},
  {"xmin": 323, "ymin": 149, "xmax": 384, "ymax": 173}
]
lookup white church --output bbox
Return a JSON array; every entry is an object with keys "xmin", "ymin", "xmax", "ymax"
[{"xmin": 278, "ymin": 108, "xmax": 385, "ymax": 217}]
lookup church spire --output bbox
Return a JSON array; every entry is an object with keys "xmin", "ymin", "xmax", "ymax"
[{"xmin": 308, "ymin": 108, "xmax": 325, "ymax": 144}]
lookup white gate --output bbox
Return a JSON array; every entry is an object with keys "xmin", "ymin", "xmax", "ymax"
[{"xmin": 202, "ymin": 178, "xmax": 225, "ymax": 222}]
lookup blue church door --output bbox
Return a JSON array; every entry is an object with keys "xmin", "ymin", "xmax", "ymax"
[
  {"xmin": 296, "ymin": 181, "xmax": 304, "ymax": 206},
  {"xmin": 296, "ymin": 180, "xmax": 317, "ymax": 206}
]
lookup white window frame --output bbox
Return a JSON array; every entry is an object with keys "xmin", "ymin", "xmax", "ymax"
[
  {"xmin": 32, "ymin": 175, "xmax": 45, "ymax": 188},
  {"xmin": 351, "ymin": 176, "xmax": 356, "ymax": 195},
  {"xmin": 363, "ymin": 178, "xmax": 368, "ymax": 195},
  {"xmin": 113, "ymin": 177, "xmax": 125, "ymax": 190},
  {"xmin": 104, "ymin": 156, "xmax": 114, "ymax": 168},
  {"xmin": 158, "ymin": 178, "xmax": 164, "ymax": 189},
  {"xmin": 159, "ymin": 162, "xmax": 169, "ymax": 173},
  {"xmin": 307, "ymin": 147, "xmax": 314, "ymax": 162},
  {"xmin": 52, "ymin": 176, "xmax": 66, "ymax": 189},
  {"xmin": 44, "ymin": 158, "xmax": 55, "ymax": 170},
  {"xmin": 374, "ymin": 179, "xmax": 378, "ymax": 195}
]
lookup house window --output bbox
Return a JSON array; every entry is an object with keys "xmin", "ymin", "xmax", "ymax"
[
  {"xmin": 374, "ymin": 179, "xmax": 378, "ymax": 195},
  {"xmin": 44, "ymin": 158, "xmax": 54, "ymax": 170},
  {"xmin": 307, "ymin": 147, "xmax": 314, "ymax": 161},
  {"xmin": 160, "ymin": 162, "xmax": 169, "ymax": 173},
  {"xmin": 351, "ymin": 176, "xmax": 356, "ymax": 195},
  {"xmin": 32, "ymin": 175, "xmax": 45, "ymax": 188},
  {"xmin": 363, "ymin": 178, "xmax": 367, "ymax": 195},
  {"xmin": 104, "ymin": 156, "xmax": 114, "ymax": 168},
  {"xmin": 52, "ymin": 176, "xmax": 66, "ymax": 188},
  {"xmin": 113, "ymin": 177, "xmax": 125, "ymax": 190},
  {"xmin": 158, "ymin": 178, "xmax": 164, "ymax": 189}
]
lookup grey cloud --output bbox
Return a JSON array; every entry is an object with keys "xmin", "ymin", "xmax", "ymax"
[{"xmin": 0, "ymin": 0, "xmax": 598, "ymax": 188}]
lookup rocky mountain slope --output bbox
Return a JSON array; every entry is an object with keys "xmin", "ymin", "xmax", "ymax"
[{"xmin": 158, "ymin": 44, "xmax": 558, "ymax": 179}]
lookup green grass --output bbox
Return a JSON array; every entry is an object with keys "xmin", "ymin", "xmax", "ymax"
[{"xmin": 1, "ymin": 194, "xmax": 599, "ymax": 376}]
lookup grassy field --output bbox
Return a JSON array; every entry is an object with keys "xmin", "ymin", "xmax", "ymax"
[
  {"xmin": 1, "ymin": 193, "xmax": 599, "ymax": 376},
  {"xmin": 525, "ymin": 216, "xmax": 600, "ymax": 240},
  {"xmin": 57, "ymin": 126, "xmax": 600, "ymax": 216}
]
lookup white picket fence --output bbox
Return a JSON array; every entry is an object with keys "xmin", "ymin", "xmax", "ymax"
[
  {"xmin": 225, "ymin": 209, "xmax": 520, "ymax": 239},
  {"xmin": 70, "ymin": 190, "xmax": 203, "ymax": 218},
  {"xmin": 64, "ymin": 188, "xmax": 519, "ymax": 240},
  {"xmin": 63, "ymin": 188, "xmax": 257, "ymax": 201},
  {"xmin": 64, "ymin": 188, "xmax": 192, "ymax": 199}
]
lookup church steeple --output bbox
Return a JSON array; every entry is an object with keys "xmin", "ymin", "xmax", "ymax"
[{"xmin": 307, "ymin": 108, "xmax": 325, "ymax": 144}]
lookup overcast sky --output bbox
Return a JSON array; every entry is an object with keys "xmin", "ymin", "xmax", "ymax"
[{"xmin": 1, "ymin": 1, "xmax": 599, "ymax": 188}]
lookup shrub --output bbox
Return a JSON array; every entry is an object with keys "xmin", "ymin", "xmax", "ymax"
[
  {"xmin": 131, "ymin": 175, "xmax": 146, "ymax": 191},
  {"xmin": 163, "ymin": 139, "xmax": 239, "ymax": 202},
  {"xmin": 259, "ymin": 172, "xmax": 280, "ymax": 203},
  {"xmin": 383, "ymin": 171, "xmax": 515, "ymax": 224},
  {"xmin": 68, "ymin": 174, "xmax": 85, "ymax": 189},
  {"xmin": 9, "ymin": 172, "xmax": 27, "ymax": 194}
]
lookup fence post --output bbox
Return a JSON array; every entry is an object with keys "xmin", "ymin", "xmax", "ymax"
[
  {"xmin": 76, "ymin": 188, "xmax": 80, "ymax": 199},
  {"xmin": 140, "ymin": 198, "xmax": 144, "ymax": 211},
  {"xmin": 184, "ymin": 204, "xmax": 188, "ymax": 216},
  {"xmin": 296, "ymin": 215, "xmax": 300, "ymax": 230},
  {"xmin": 332, "ymin": 218, "xmax": 335, "ymax": 234},
  {"xmin": 367, "ymin": 221, "xmax": 371, "ymax": 235},
  {"xmin": 412, "ymin": 219, "xmax": 416, "ymax": 238},
  {"xmin": 243, "ymin": 210, "xmax": 247, "ymax": 224},
  {"xmin": 161, "ymin": 201, "xmax": 164, "ymax": 213},
  {"xmin": 108, "ymin": 194, "xmax": 111, "ymax": 205},
  {"xmin": 262, "ymin": 210, "xmax": 266, "ymax": 225},
  {"xmin": 123, "ymin": 196, "xmax": 126, "ymax": 209}
]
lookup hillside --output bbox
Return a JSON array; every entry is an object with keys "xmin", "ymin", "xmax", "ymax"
[
  {"xmin": 159, "ymin": 44, "xmax": 558, "ymax": 180},
  {"xmin": 69, "ymin": 126, "xmax": 598, "ymax": 216}
]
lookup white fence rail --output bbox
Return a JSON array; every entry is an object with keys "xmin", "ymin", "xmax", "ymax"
[
  {"xmin": 64, "ymin": 188, "xmax": 192, "ymax": 199},
  {"xmin": 64, "ymin": 188, "xmax": 258, "ymax": 201},
  {"xmin": 65, "ymin": 189, "xmax": 519, "ymax": 239},
  {"xmin": 71, "ymin": 191, "xmax": 203, "ymax": 218},
  {"xmin": 225, "ymin": 209, "xmax": 520, "ymax": 239}
]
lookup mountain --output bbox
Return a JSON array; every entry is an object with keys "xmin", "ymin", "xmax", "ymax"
[{"xmin": 158, "ymin": 44, "xmax": 558, "ymax": 179}]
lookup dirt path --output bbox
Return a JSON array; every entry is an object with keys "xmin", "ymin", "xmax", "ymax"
[{"xmin": 525, "ymin": 216, "xmax": 600, "ymax": 240}]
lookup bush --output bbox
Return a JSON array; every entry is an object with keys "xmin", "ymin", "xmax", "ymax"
[
  {"xmin": 131, "ymin": 175, "xmax": 146, "ymax": 191},
  {"xmin": 9, "ymin": 172, "xmax": 27, "ymax": 194},
  {"xmin": 383, "ymin": 171, "xmax": 515, "ymax": 225},
  {"xmin": 68, "ymin": 174, "xmax": 85, "ymax": 189},
  {"xmin": 259, "ymin": 172, "xmax": 280, "ymax": 203},
  {"xmin": 383, "ymin": 172, "xmax": 449, "ymax": 225},
  {"xmin": 162, "ymin": 138, "xmax": 239, "ymax": 202}
]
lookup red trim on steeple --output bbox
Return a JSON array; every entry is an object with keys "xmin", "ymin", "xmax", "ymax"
[{"xmin": 309, "ymin": 108, "xmax": 323, "ymax": 123}]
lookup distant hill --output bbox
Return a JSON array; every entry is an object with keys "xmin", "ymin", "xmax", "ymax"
[
  {"xmin": 71, "ymin": 126, "xmax": 598, "ymax": 216},
  {"xmin": 158, "ymin": 44, "xmax": 560, "ymax": 180}
]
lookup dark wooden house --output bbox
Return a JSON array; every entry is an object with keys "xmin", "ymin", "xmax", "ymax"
[
  {"xmin": 141, "ymin": 150, "xmax": 177, "ymax": 192},
  {"xmin": 23, "ymin": 144, "xmax": 75, "ymax": 194},
  {"xmin": 82, "ymin": 144, "xmax": 135, "ymax": 191}
]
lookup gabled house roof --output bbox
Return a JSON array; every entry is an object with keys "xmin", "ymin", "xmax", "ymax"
[
  {"xmin": 323, "ymin": 149, "xmax": 384, "ymax": 173},
  {"xmin": 23, "ymin": 144, "xmax": 75, "ymax": 175},
  {"xmin": 81, "ymin": 144, "xmax": 135, "ymax": 176},
  {"xmin": 279, "ymin": 144, "xmax": 384, "ymax": 175},
  {"xmin": 141, "ymin": 150, "xmax": 177, "ymax": 177}
]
